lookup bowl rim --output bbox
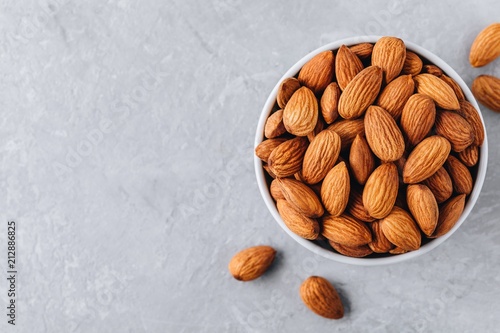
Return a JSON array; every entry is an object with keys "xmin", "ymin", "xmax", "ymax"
[{"xmin": 254, "ymin": 35, "xmax": 488, "ymax": 266}]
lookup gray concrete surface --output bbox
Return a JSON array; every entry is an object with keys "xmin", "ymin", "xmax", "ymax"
[{"xmin": 1, "ymin": 0, "xmax": 500, "ymax": 332}]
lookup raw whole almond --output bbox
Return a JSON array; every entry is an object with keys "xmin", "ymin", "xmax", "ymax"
[
  {"xmin": 268, "ymin": 137, "xmax": 308, "ymax": 177},
  {"xmin": 327, "ymin": 119, "xmax": 365, "ymax": 150},
  {"xmin": 264, "ymin": 109, "xmax": 287, "ymax": 138},
  {"xmin": 431, "ymin": 194, "xmax": 466, "ymax": 238},
  {"xmin": 440, "ymin": 75, "xmax": 465, "ymax": 101},
  {"xmin": 414, "ymin": 74, "xmax": 460, "ymax": 110},
  {"xmin": 300, "ymin": 276, "xmax": 344, "ymax": 319},
  {"xmin": 458, "ymin": 145, "xmax": 479, "ymax": 167},
  {"xmin": 456, "ymin": 100, "xmax": 485, "ymax": 146},
  {"xmin": 471, "ymin": 74, "xmax": 500, "ymax": 112},
  {"xmin": 228, "ymin": 246, "xmax": 276, "ymax": 281},
  {"xmin": 277, "ymin": 199, "xmax": 319, "ymax": 240},
  {"xmin": 406, "ymin": 184, "xmax": 439, "ymax": 236},
  {"xmin": 302, "ymin": 130, "xmax": 341, "ymax": 184},
  {"xmin": 283, "ymin": 86, "xmax": 318, "ymax": 136},
  {"xmin": 277, "ymin": 77, "xmax": 301, "ymax": 108},
  {"xmin": 445, "ymin": 155, "xmax": 473, "ymax": 195},
  {"xmin": 469, "ymin": 23, "xmax": 500, "ymax": 67},
  {"xmin": 422, "ymin": 64, "xmax": 443, "ymax": 77},
  {"xmin": 363, "ymin": 163, "xmax": 399, "ymax": 219},
  {"xmin": 371, "ymin": 36, "xmax": 406, "ymax": 83},
  {"xmin": 347, "ymin": 187, "xmax": 376, "ymax": 222},
  {"xmin": 400, "ymin": 93, "xmax": 436, "ymax": 146},
  {"xmin": 349, "ymin": 134, "xmax": 375, "ymax": 185},
  {"xmin": 364, "ymin": 106, "xmax": 405, "ymax": 162},
  {"xmin": 270, "ymin": 179, "xmax": 285, "ymax": 201},
  {"xmin": 336, "ymin": 44, "xmax": 364, "ymax": 90},
  {"xmin": 321, "ymin": 162, "xmax": 350, "ymax": 216},
  {"xmin": 322, "ymin": 214, "xmax": 372, "ymax": 246},
  {"xmin": 338, "ymin": 66, "xmax": 383, "ymax": 119},
  {"xmin": 435, "ymin": 111, "xmax": 474, "ymax": 152},
  {"xmin": 376, "ymin": 74, "xmax": 415, "ymax": 118},
  {"xmin": 379, "ymin": 206, "xmax": 421, "ymax": 251},
  {"xmin": 255, "ymin": 138, "xmax": 287, "ymax": 162},
  {"xmin": 368, "ymin": 221, "xmax": 393, "ymax": 253},
  {"xmin": 403, "ymin": 136, "xmax": 451, "ymax": 184},
  {"xmin": 320, "ymin": 82, "xmax": 340, "ymax": 124},
  {"xmin": 277, "ymin": 178, "xmax": 324, "ymax": 218},
  {"xmin": 350, "ymin": 43, "xmax": 373, "ymax": 59},
  {"xmin": 298, "ymin": 51, "xmax": 335, "ymax": 94},
  {"xmin": 422, "ymin": 167, "xmax": 453, "ymax": 204},
  {"xmin": 402, "ymin": 51, "xmax": 423, "ymax": 76},
  {"xmin": 329, "ymin": 241, "xmax": 373, "ymax": 258}
]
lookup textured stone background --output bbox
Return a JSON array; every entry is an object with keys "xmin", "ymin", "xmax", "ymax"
[{"xmin": 1, "ymin": 0, "xmax": 500, "ymax": 332}]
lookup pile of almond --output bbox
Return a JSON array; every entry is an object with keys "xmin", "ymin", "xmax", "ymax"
[{"xmin": 256, "ymin": 36, "xmax": 485, "ymax": 257}]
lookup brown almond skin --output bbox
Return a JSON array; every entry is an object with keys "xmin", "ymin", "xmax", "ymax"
[
  {"xmin": 445, "ymin": 156, "xmax": 473, "ymax": 195},
  {"xmin": 371, "ymin": 36, "xmax": 406, "ymax": 83},
  {"xmin": 350, "ymin": 43, "xmax": 373, "ymax": 59},
  {"xmin": 268, "ymin": 137, "xmax": 308, "ymax": 178},
  {"xmin": 255, "ymin": 138, "xmax": 287, "ymax": 162},
  {"xmin": 368, "ymin": 221, "xmax": 393, "ymax": 253},
  {"xmin": 414, "ymin": 74, "xmax": 460, "ymax": 110},
  {"xmin": 376, "ymin": 74, "xmax": 415, "ymax": 118},
  {"xmin": 300, "ymin": 276, "xmax": 344, "ymax": 319},
  {"xmin": 321, "ymin": 162, "xmax": 350, "ymax": 217},
  {"xmin": 363, "ymin": 163, "xmax": 399, "ymax": 219},
  {"xmin": 402, "ymin": 51, "xmax": 423, "ymax": 76},
  {"xmin": 283, "ymin": 86, "xmax": 318, "ymax": 136},
  {"xmin": 327, "ymin": 119, "xmax": 365, "ymax": 150},
  {"xmin": 336, "ymin": 45, "xmax": 364, "ymax": 91},
  {"xmin": 380, "ymin": 206, "xmax": 421, "ymax": 251},
  {"xmin": 435, "ymin": 111, "xmax": 474, "ymax": 152},
  {"xmin": 403, "ymin": 136, "xmax": 451, "ymax": 184},
  {"xmin": 307, "ymin": 116, "xmax": 325, "ymax": 142},
  {"xmin": 228, "ymin": 246, "xmax": 276, "ymax": 281},
  {"xmin": 349, "ymin": 134, "xmax": 375, "ymax": 185},
  {"xmin": 400, "ymin": 93, "xmax": 436, "ymax": 146},
  {"xmin": 329, "ymin": 241, "xmax": 373, "ymax": 258},
  {"xmin": 456, "ymin": 100, "xmax": 485, "ymax": 146},
  {"xmin": 263, "ymin": 164, "xmax": 277, "ymax": 179},
  {"xmin": 347, "ymin": 187, "xmax": 376, "ymax": 223},
  {"xmin": 277, "ymin": 200, "xmax": 319, "ymax": 240},
  {"xmin": 407, "ymin": 184, "xmax": 439, "ymax": 236},
  {"xmin": 472, "ymin": 75, "xmax": 500, "ymax": 112},
  {"xmin": 431, "ymin": 194, "xmax": 466, "ymax": 238},
  {"xmin": 440, "ymin": 75, "xmax": 465, "ymax": 101},
  {"xmin": 422, "ymin": 64, "xmax": 443, "ymax": 77},
  {"xmin": 298, "ymin": 51, "xmax": 335, "ymax": 94},
  {"xmin": 422, "ymin": 167, "xmax": 454, "ymax": 204},
  {"xmin": 322, "ymin": 214, "xmax": 372, "ymax": 246},
  {"xmin": 278, "ymin": 178, "xmax": 324, "ymax": 218},
  {"xmin": 338, "ymin": 66, "xmax": 383, "ymax": 119},
  {"xmin": 270, "ymin": 179, "xmax": 285, "ymax": 201},
  {"xmin": 469, "ymin": 23, "xmax": 500, "ymax": 67},
  {"xmin": 277, "ymin": 77, "xmax": 301, "ymax": 109},
  {"xmin": 302, "ymin": 130, "xmax": 341, "ymax": 184},
  {"xmin": 320, "ymin": 82, "xmax": 340, "ymax": 124},
  {"xmin": 458, "ymin": 145, "xmax": 479, "ymax": 167},
  {"xmin": 264, "ymin": 110, "xmax": 287, "ymax": 139},
  {"xmin": 389, "ymin": 247, "xmax": 409, "ymax": 255},
  {"xmin": 364, "ymin": 106, "xmax": 405, "ymax": 162}
]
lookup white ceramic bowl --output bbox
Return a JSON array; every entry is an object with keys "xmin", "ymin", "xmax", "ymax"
[{"xmin": 254, "ymin": 36, "xmax": 488, "ymax": 266}]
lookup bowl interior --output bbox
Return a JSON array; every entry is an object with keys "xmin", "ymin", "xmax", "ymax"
[{"xmin": 255, "ymin": 36, "xmax": 488, "ymax": 266}]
